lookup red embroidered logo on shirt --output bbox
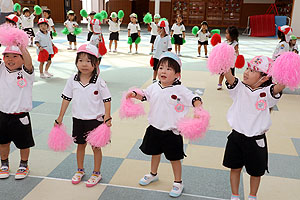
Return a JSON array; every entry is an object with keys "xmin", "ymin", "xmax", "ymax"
[
  {"xmin": 94, "ymin": 91, "xmax": 98, "ymax": 95},
  {"xmin": 260, "ymin": 92, "xmax": 266, "ymax": 97}
]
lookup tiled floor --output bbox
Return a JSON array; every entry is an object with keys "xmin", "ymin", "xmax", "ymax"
[{"xmin": 0, "ymin": 25, "xmax": 300, "ymax": 200}]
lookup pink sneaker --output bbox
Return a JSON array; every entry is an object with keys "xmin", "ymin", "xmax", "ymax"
[{"xmin": 71, "ymin": 170, "xmax": 85, "ymax": 184}]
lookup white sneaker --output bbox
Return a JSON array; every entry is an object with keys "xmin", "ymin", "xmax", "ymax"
[
  {"xmin": 0, "ymin": 166, "xmax": 9, "ymax": 179},
  {"xmin": 44, "ymin": 71, "xmax": 53, "ymax": 77},
  {"xmin": 128, "ymin": 51, "xmax": 132, "ymax": 54},
  {"xmin": 40, "ymin": 73, "xmax": 47, "ymax": 79},
  {"xmin": 113, "ymin": 50, "xmax": 117, "ymax": 53},
  {"xmin": 72, "ymin": 170, "xmax": 85, "ymax": 184},
  {"xmin": 135, "ymin": 51, "xmax": 138, "ymax": 54},
  {"xmin": 15, "ymin": 166, "xmax": 29, "ymax": 180},
  {"xmin": 197, "ymin": 54, "xmax": 201, "ymax": 57},
  {"xmin": 109, "ymin": 49, "xmax": 112, "ymax": 52},
  {"xmin": 205, "ymin": 55, "xmax": 208, "ymax": 58},
  {"xmin": 178, "ymin": 53, "xmax": 182, "ymax": 56},
  {"xmin": 217, "ymin": 84, "xmax": 222, "ymax": 90},
  {"xmin": 169, "ymin": 182, "xmax": 184, "ymax": 197},
  {"xmin": 139, "ymin": 174, "xmax": 159, "ymax": 186},
  {"xmin": 231, "ymin": 195, "xmax": 240, "ymax": 200}
]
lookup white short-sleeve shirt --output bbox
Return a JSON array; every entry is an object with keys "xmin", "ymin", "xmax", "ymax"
[
  {"xmin": 197, "ymin": 30, "xmax": 210, "ymax": 42},
  {"xmin": 34, "ymin": 31, "xmax": 53, "ymax": 54},
  {"xmin": 153, "ymin": 35, "xmax": 172, "ymax": 59},
  {"xmin": 142, "ymin": 81, "xmax": 201, "ymax": 133},
  {"xmin": 61, "ymin": 73, "xmax": 112, "ymax": 120},
  {"xmin": 108, "ymin": 19, "xmax": 121, "ymax": 32},
  {"xmin": 171, "ymin": 23, "xmax": 185, "ymax": 34},
  {"xmin": 21, "ymin": 14, "xmax": 35, "ymax": 28},
  {"xmin": 150, "ymin": 22, "xmax": 158, "ymax": 36},
  {"xmin": 127, "ymin": 22, "xmax": 141, "ymax": 34},
  {"xmin": 0, "ymin": 62, "xmax": 34, "ymax": 113},
  {"xmin": 64, "ymin": 20, "xmax": 78, "ymax": 33},
  {"xmin": 290, "ymin": 43, "xmax": 299, "ymax": 52},
  {"xmin": 226, "ymin": 78, "xmax": 281, "ymax": 137},
  {"xmin": 47, "ymin": 18, "xmax": 54, "ymax": 31},
  {"xmin": 272, "ymin": 41, "xmax": 289, "ymax": 60}
]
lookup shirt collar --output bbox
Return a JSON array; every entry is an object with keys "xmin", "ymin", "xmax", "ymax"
[{"xmin": 74, "ymin": 73, "xmax": 98, "ymax": 84}]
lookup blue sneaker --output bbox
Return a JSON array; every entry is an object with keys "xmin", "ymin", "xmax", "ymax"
[
  {"xmin": 139, "ymin": 174, "xmax": 158, "ymax": 186},
  {"xmin": 169, "ymin": 182, "xmax": 184, "ymax": 197}
]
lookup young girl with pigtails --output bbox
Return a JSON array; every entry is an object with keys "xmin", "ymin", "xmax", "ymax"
[{"xmin": 55, "ymin": 44, "xmax": 112, "ymax": 187}]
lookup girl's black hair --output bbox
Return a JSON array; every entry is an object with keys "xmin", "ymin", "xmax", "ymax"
[
  {"xmin": 5, "ymin": 19, "xmax": 16, "ymax": 25},
  {"xmin": 176, "ymin": 14, "xmax": 183, "ymax": 25},
  {"xmin": 259, "ymin": 72, "xmax": 273, "ymax": 88},
  {"xmin": 277, "ymin": 30, "xmax": 286, "ymax": 42},
  {"xmin": 227, "ymin": 26, "xmax": 239, "ymax": 42},
  {"xmin": 75, "ymin": 52, "xmax": 98, "ymax": 77},
  {"xmin": 43, "ymin": 9, "xmax": 51, "ymax": 18},
  {"xmin": 68, "ymin": 13, "xmax": 77, "ymax": 21},
  {"xmin": 201, "ymin": 21, "xmax": 208, "ymax": 33},
  {"xmin": 157, "ymin": 57, "xmax": 181, "ymax": 73},
  {"xmin": 23, "ymin": 10, "xmax": 30, "ymax": 15}
]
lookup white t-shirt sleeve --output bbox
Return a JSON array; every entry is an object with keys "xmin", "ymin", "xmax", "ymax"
[
  {"xmin": 171, "ymin": 24, "xmax": 175, "ymax": 31},
  {"xmin": 34, "ymin": 32, "xmax": 41, "ymax": 43},
  {"xmin": 226, "ymin": 78, "xmax": 242, "ymax": 100},
  {"xmin": 137, "ymin": 24, "xmax": 141, "ymax": 31},
  {"xmin": 98, "ymin": 78, "xmax": 112, "ymax": 102},
  {"xmin": 167, "ymin": 36, "xmax": 172, "ymax": 49},
  {"xmin": 127, "ymin": 23, "xmax": 131, "ymax": 30},
  {"xmin": 266, "ymin": 85, "xmax": 282, "ymax": 108},
  {"xmin": 64, "ymin": 20, "xmax": 68, "ymax": 26},
  {"xmin": 179, "ymin": 86, "xmax": 201, "ymax": 107},
  {"xmin": 48, "ymin": 18, "xmax": 54, "ymax": 26},
  {"xmin": 62, "ymin": 76, "xmax": 74, "ymax": 101},
  {"xmin": 143, "ymin": 84, "xmax": 154, "ymax": 101},
  {"xmin": 181, "ymin": 25, "xmax": 185, "ymax": 32}
]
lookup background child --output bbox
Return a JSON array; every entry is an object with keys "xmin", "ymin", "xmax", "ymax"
[
  {"xmin": 64, "ymin": 10, "xmax": 78, "ymax": 50},
  {"xmin": 0, "ymin": 45, "xmax": 34, "ymax": 180},
  {"xmin": 127, "ymin": 52, "xmax": 202, "ymax": 198},
  {"xmin": 55, "ymin": 44, "xmax": 112, "ymax": 187},
  {"xmin": 272, "ymin": 26, "xmax": 292, "ymax": 60},
  {"xmin": 127, "ymin": 13, "xmax": 141, "ymax": 54},
  {"xmin": 85, "ymin": 11, "xmax": 96, "ymax": 41},
  {"xmin": 289, "ymin": 35, "xmax": 299, "ymax": 54},
  {"xmin": 217, "ymin": 26, "xmax": 239, "ymax": 90},
  {"xmin": 152, "ymin": 20, "xmax": 172, "ymax": 82},
  {"xmin": 222, "ymin": 56, "xmax": 285, "ymax": 200},
  {"xmin": 196, "ymin": 21, "xmax": 211, "ymax": 58},
  {"xmin": 106, "ymin": 12, "xmax": 123, "ymax": 53},
  {"xmin": 5, "ymin": 14, "xmax": 19, "ymax": 27},
  {"xmin": 35, "ymin": 18, "xmax": 54, "ymax": 78},
  {"xmin": 21, "ymin": 7, "xmax": 36, "ymax": 46},
  {"xmin": 148, "ymin": 14, "xmax": 160, "ymax": 55},
  {"xmin": 171, "ymin": 15, "xmax": 185, "ymax": 56},
  {"xmin": 42, "ymin": 9, "xmax": 56, "ymax": 39}
]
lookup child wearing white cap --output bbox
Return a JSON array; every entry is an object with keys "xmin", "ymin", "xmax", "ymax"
[
  {"xmin": 289, "ymin": 35, "xmax": 298, "ymax": 54},
  {"xmin": 5, "ymin": 14, "xmax": 19, "ymax": 27},
  {"xmin": 21, "ymin": 7, "xmax": 37, "ymax": 46},
  {"xmin": 127, "ymin": 13, "xmax": 141, "ymax": 54},
  {"xmin": 64, "ymin": 10, "xmax": 79, "ymax": 50},
  {"xmin": 0, "ymin": 45, "xmax": 34, "ymax": 180},
  {"xmin": 148, "ymin": 14, "xmax": 160, "ymax": 54},
  {"xmin": 127, "ymin": 52, "xmax": 203, "ymax": 198},
  {"xmin": 55, "ymin": 44, "xmax": 112, "ymax": 188},
  {"xmin": 272, "ymin": 25, "xmax": 293, "ymax": 60},
  {"xmin": 105, "ymin": 11, "xmax": 123, "ymax": 52},
  {"xmin": 222, "ymin": 56, "xmax": 286, "ymax": 200}
]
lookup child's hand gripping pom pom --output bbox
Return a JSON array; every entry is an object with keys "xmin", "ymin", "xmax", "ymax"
[
  {"xmin": 171, "ymin": 37, "xmax": 175, "ymax": 44},
  {"xmin": 61, "ymin": 27, "xmax": 70, "ymax": 35},
  {"xmin": 74, "ymin": 27, "xmax": 82, "ymax": 35},
  {"xmin": 51, "ymin": 46, "xmax": 58, "ymax": 58},
  {"xmin": 271, "ymin": 52, "xmax": 300, "ymax": 90},
  {"xmin": 135, "ymin": 36, "xmax": 141, "ymax": 44},
  {"xmin": 0, "ymin": 24, "xmax": 29, "ymax": 48},
  {"xmin": 34, "ymin": 5, "xmax": 42, "ymax": 15},
  {"xmin": 14, "ymin": 3, "xmax": 21, "ymax": 11},
  {"xmin": 118, "ymin": 10, "xmax": 124, "ymax": 19},
  {"xmin": 119, "ymin": 88, "xmax": 145, "ymax": 119},
  {"xmin": 177, "ymin": 107, "xmax": 210, "ymax": 140},
  {"xmin": 86, "ymin": 124, "xmax": 111, "ymax": 148},
  {"xmin": 48, "ymin": 124, "xmax": 73, "ymax": 151},
  {"xmin": 38, "ymin": 49, "xmax": 49, "ymax": 62},
  {"xmin": 207, "ymin": 42, "xmax": 236, "ymax": 74},
  {"xmin": 80, "ymin": 9, "xmax": 88, "ymax": 18},
  {"xmin": 235, "ymin": 55, "xmax": 245, "ymax": 69},
  {"xmin": 143, "ymin": 13, "xmax": 152, "ymax": 23},
  {"xmin": 192, "ymin": 26, "xmax": 199, "ymax": 36},
  {"xmin": 128, "ymin": 37, "xmax": 133, "ymax": 45},
  {"xmin": 210, "ymin": 33, "xmax": 221, "ymax": 46},
  {"xmin": 52, "ymin": 32, "xmax": 58, "ymax": 37},
  {"xmin": 99, "ymin": 35, "xmax": 107, "ymax": 56}
]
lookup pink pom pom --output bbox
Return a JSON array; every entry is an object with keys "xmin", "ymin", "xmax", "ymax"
[
  {"xmin": 119, "ymin": 88, "xmax": 145, "ymax": 119},
  {"xmin": 271, "ymin": 52, "xmax": 300, "ymax": 90},
  {"xmin": 0, "ymin": 24, "xmax": 29, "ymax": 48},
  {"xmin": 86, "ymin": 124, "xmax": 111, "ymax": 148},
  {"xmin": 177, "ymin": 107, "xmax": 210, "ymax": 140},
  {"xmin": 207, "ymin": 42, "xmax": 236, "ymax": 74},
  {"xmin": 48, "ymin": 124, "xmax": 73, "ymax": 152}
]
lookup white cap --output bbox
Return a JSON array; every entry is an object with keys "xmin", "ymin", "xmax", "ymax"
[
  {"xmin": 159, "ymin": 52, "xmax": 182, "ymax": 68},
  {"xmin": 3, "ymin": 46, "xmax": 22, "ymax": 55},
  {"xmin": 154, "ymin": 14, "xmax": 161, "ymax": 19}
]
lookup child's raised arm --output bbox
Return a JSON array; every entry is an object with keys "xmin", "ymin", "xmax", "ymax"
[
  {"xmin": 224, "ymin": 70, "xmax": 235, "ymax": 86},
  {"xmin": 20, "ymin": 47, "xmax": 33, "ymax": 72},
  {"xmin": 273, "ymin": 84, "xmax": 285, "ymax": 95},
  {"xmin": 127, "ymin": 91, "xmax": 144, "ymax": 101}
]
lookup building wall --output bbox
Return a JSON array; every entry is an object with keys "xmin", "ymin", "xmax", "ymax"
[
  {"xmin": 291, "ymin": 0, "xmax": 299, "ymax": 37},
  {"xmin": 107, "ymin": 0, "xmax": 132, "ymax": 24},
  {"xmin": 149, "ymin": 1, "xmax": 172, "ymax": 23}
]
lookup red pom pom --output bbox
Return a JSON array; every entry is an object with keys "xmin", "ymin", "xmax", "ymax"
[
  {"xmin": 99, "ymin": 36, "xmax": 107, "ymax": 56},
  {"xmin": 211, "ymin": 33, "xmax": 221, "ymax": 46},
  {"xmin": 150, "ymin": 56, "xmax": 154, "ymax": 67},
  {"xmin": 235, "ymin": 55, "xmax": 245, "ymax": 69},
  {"xmin": 51, "ymin": 45, "xmax": 58, "ymax": 58},
  {"xmin": 38, "ymin": 49, "xmax": 49, "ymax": 62}
]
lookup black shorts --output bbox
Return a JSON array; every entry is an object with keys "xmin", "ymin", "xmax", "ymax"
[
  {"xmin": 173, "ymin": 34, "xmax": 183, "ymax": 45},
  {"xmin": 48, "ymin": 54, "xmax": 52, "ymax": 61},
  {"xmin": 198, "ymin": 40, "xmax": 208, "ymax": 45},
  {"xmin": 67, "ymin": 33, "xmax": 76, "ymax": 42},
  {"xmin": 139, "ymin": 125, "xmax": 185, "ymax": 161},
  {"xmin": 0, "ymin": 112, "xmax": 34, "ymax": 149},
  {"xmin": 130, "ymin": 33, "xmax": 139, "ymax": 43},
  {"xmin": 72, "ymin": 117, "xmax": 103, "ymax": 144},
  {"xmin": 109, "ymin": 32, "xmax": 119, "ymax": 41},
  {"xmin": 87, "ymin": 31, "xmax": 93, "ymax": 41},
  {"xmin": 223, "ymin": 130, "xmax": 268, "ymax": 177},
  {"xmin": 153, "ymin": 58, "xmax": 159, "ymax": 71},
  {"xmin": 23, "ymin": 28, "xmax": 35, "ymax": 37},
  {"xmin": 150, "ymin": 35, "xmax": 157, "ymax": 44}
]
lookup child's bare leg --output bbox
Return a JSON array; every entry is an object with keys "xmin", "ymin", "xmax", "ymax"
[
  {"xmin": 230, "ymin": 168, "xmax": 242, "ymax": 196},
  {"xmin": 39, "ymin": 62, "xmax": 44, "ymax": 74},
  {"xmin": 109, "ymin": 40, "xmax": 113, "ymax": 51},
  {"xmin": 45, "ymin": 60, "xmax": 52, "ymax": 72},
  {"xmin": 178, "ymin": 45, "xmax": 181, "ymax": 54},
  {"xmin": 77, "ymin": 143, "xmax": 87, "ymax": 169},
  {"xmin": 0, "ymin": 143, "xmax": 10, "ymax": 161},
  {"xmin": 114, "ymin": 40, "xmax": 118, "ymax": 50},
  {"xmin": 249, "ymin": 176, "xmax": 261, "ymax": 197},
  {"xmin": 135, "ymin": 43, "xmax": 138, "ymax": 52},
  {"xmin": 129, "ymin": 44, "xmax": 132, "ymax": 52},
  {"xmin": 204, "ymin": 45, "xmax": 208, "ymax": 56},
  {"xmin": 219, "ymin": 74, "xmax": 225, "ymax": 85},
  {"xmin": 92, "ymin": 147, "xmax": 102, "ymax": 172},
  {"xmin": 198, "ymin": 45, "xmax": 202, "ymax": 55},
  {"xmin": 153, "ymin": 70, "xmax": 158, "ymax": 80},
  {"xmin": 175, "ymin": 45, "xmax": 178, "ymax": 54},
  {"xmin": 151, "ymin": 43, "xmax": 154, "ymax": 52},
  {"xmin": 74, "ymin": 42, "xmax": 77, "ymax": 49},
  {"xmin": 171, "ymin": 160, "xmax": 182, "ymax": 182},
  {"xmin": 20, "ymin": 148, "xmax": 30, "ymax": 161},
  {"xmin": 151, "ymin": 155, "xmax": 161, "ymax": 174}
]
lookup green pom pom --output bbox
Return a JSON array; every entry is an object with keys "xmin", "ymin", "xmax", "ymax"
[
  {"xmin": 80, "ymin": 9, "xmax": 88, "ymax": 18},
  {"xmin": 183, "ymin": 38, "xmax": 186, "ymax": 44},
  {"xmin": 34, "ymin": 5, "xmax": 42, "ymax": 15},
  {"xmin": 135, "ymin": 37, "xmax": 141, "ymax": 44},
  {"xmin": 211, "ymin": 29, "xmax": 220, "ymax": 35},
  {"xmin": 143, "ymin": 13, "xmax": 152, "ymax": 23},
  {"xmin": 61, "ymin": 27, "xmax": 70, "ymax": 35},
  {"xmin": 52, "ymin": 32, "xmax": 58, "ymax": 37},
  {"xmin": 14, "ymin": 3, "xmax": 21, "ymax": 11},
  {"xmin": 100, "ymin": 10, "xmax": 108, "ymax": 19},
  {"xmin": 74, "ymin": 27, "xmax": 82, "ymax": 35},
  {"xmin": 171, "ymin": 37, "xmax": 175, "ymax": 44},
  {"xmin": 192, "ymin": 26, "xmax": 199, "ymax": 36},
  {"xmin": 128, "ymin": 37, "xmax": 132, "ymax": 45},
  {"xmin": 94, "ymin": 13, "xmax": 102, "ymax": 20},
  {"xmin": 118, "ymin": 10, "xmax": 124, "ymax": 19}
]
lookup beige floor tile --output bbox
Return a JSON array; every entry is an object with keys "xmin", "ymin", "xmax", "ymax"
[
  {"xmin": 109, "ymin": 159, "xmax": 176, "ymax": 192},
  {"xmin": 23, "ymin": 178, "xmax": 106, "ymax": 200},
  {"xmin": 243, "ymin": 173, "xmax": 300, "ymax": 200},
  {"xmin": 183, "ymin": 144, "xmax": 229, "ymax": 171},
  {"xmin": 267, "ymin": 136, "xmax": 298, "ymax": 156}
]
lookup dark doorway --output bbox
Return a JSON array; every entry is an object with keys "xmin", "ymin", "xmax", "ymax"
[{"xmin": 131, "ymin": 0, "xmax": 149, "ymax": 23}]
